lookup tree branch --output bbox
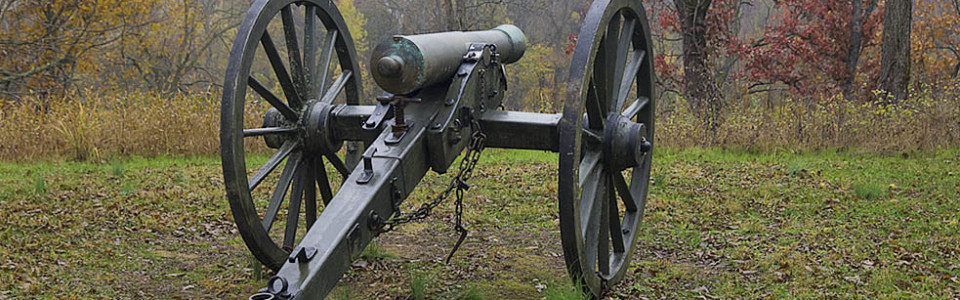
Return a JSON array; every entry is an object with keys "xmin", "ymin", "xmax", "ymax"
[{"xmin": 0, "ymin": 58, "xmax": 69, "ymax": 83}]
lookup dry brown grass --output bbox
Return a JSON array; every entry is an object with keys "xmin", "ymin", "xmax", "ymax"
[
  {"xmin": 657, "ymin": 83, "xmax": 960, "ymax": 152},
  {"xmin": 0, "ymin": 90, "xmax": 268, "ymax": 161},
  {"xmin": 1, "ymin": 83, "xmax": 958, "ymax": 161}
]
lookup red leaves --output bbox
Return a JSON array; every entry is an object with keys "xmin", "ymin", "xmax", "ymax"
[
  {"xmin": 564, "ymin": 35, "xmax": 577, "ymax": 56},
  {"xmin": 724, "ymin": 0, "xmax": 885, "ymax": 96},
  {"xmin": 644, "ymin": 0, "xmax": 885, "ymax": 98}
]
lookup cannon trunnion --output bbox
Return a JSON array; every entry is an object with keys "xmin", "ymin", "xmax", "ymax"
[{"xmin": 220, "ymin": 0, "xmax": 655, "ymax": 298}]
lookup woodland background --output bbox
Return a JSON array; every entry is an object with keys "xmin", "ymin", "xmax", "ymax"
[{"xmin": 1, "ymin": 0, "xmax": 959, "ymax": 161}]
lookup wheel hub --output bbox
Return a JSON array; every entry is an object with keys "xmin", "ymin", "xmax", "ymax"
[
  {"xmin": 261, "ymin": 108, "xmax": 291, "ymax": 149},
  {"xmin": 260, "ymin": 101, "xmax": 342, "ymax": 155},
  {"xmin": 300, "ymin": 101, "xmax": 343, "ymax": 154},
  {"xmin": 602, "ymin": 113, "xmax": 650, "ymax": 171}
]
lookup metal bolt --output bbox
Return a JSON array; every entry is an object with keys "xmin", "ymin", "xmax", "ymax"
[
  {"xmin": 377, "ymin": 95, "xmax": 422, "ymax": 139},
  {"xmin": 368, "ymin": 211, "xmax": 383, "ymax": 231},
  {"xmin": 266, "ymin": 276, "xmax": 289, "ymax": 296},
  {"xmin": 249, "ymin": 293, "xmax": 275, "ymax": 300},
  {"xmin": 640, "ymin": 139, "xmax": 652, "ymax": 153}
]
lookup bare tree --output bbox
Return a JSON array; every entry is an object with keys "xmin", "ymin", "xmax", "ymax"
[
  {"xmin": 675, "ymin": 0, "xmax": 723, "ymax": 135},
  {"xmin": 841, "ymin": 0, "xmax": 879, "ymax": 100},
  {"xmin": 878, "ymin": 0, "xmax": 912, "ymax": 103}
]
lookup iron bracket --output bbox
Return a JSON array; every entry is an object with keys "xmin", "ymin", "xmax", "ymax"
[
  {"xmin": 287, "ymin": 246, "xmax": 318, "ymax": 263},
  {"xmin": 356, "ymin": 148, "xmax": 377, "ymax": 184},
  {"xmin": 363, "ymin": 98, "xmax": 393, "ymax": 130}
]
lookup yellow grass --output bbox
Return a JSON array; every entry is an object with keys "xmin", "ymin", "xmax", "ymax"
[
  {"xmin": 1, "ymin": 84, "xmax": 958, "ymax": 161},
  {"xmin": 0, "ymin": 90, "xmax": 267, "ymax": 161},
  {"xmin": 657, "ymin": 86, "xmax": 960, "ymax": 152}
]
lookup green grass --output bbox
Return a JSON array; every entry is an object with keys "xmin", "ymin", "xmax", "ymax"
[
  {"xmin": 360, "ymin": 240, "xmax": 396, "ymax": 260},
  {"xmin": 456, "ymin": 284, "xmax": 486, "ymax": 300},
  {"xmin": 110, "ymin": 157, "xmax": 125, "ymax": 176},
  {"xmin": 410, "ymin": 271, "xmax": 429, "ymax": 299},
  {"xmin": 31, "ymin": 174, "xmax": 45, "ymax": 195},
  {"xmin": 852, "ymin": 181, "xmax": 884, "ymax": 200},
  {"xmin": 329, "ymin": 286, "xmax": 355, "ymax": 300},
  {"xmin": 543, "ymin": 280, "xmax": 587, "ymax": 300},
  {"xmin": 1, "ymin": 148, "xmax": 958, "ymax": 298}
]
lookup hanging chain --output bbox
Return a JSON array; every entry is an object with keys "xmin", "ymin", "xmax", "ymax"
[
  {"xmin": 377, "ymin": 119, "xmax": 486, "ymax": 234},
  {"xmin": 376, "ymin": 44, "xmax": 498, "ymax": 262}
]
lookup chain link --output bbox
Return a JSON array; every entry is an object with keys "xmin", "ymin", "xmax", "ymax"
[
  {"xmin": 377, "ymin": 44, "xmax": 496, "ymax": 263},
  {"xmin": 377, "ymin": 119, "xmax": 486, "ymax": 233}
]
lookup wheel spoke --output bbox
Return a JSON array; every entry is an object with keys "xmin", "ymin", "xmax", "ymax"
[
  {"xmin": 580, "ymin": 169, "xmax": 604, "ymax": 273},
  {"xmin": 303, "ymin": 158, "xmax": 318, "ymax": 228},
  {"xmin": 314, "ymin": 157, "xmax": 334, "ymax": 205},
  {"xmin": 263, "ymin": 151, "xmax": 303, "ymax": 232},
  {"xmin": 617, "ymin": 50, "xmax": 646, "ymax": 110},
  {"xmin": 585, "ymin": 82, "xmax": 605, "ymax": 129},
  {"xmin": 280, "ymin": 5, "xmax": 306, "ymax": 99},
  {"xmin": 579, "ymin": 151, "xmax": 601, "ymax": 187},
  {"xmin": 582, "ymin": 220, "xmax": 599, "ymax": 273},
  {"xmin": 324, "ymin": 152, "xmax": 351, "ymax": 178},
  {"xmin": 608, "ymin": 175, "xmax": 625, "ymax": 253},
  {"xmin": 282, "ymin": 162, "xmax": 306, "ymax": 250},
  {"xmin": 630, "ymin": 164, "xmax": 649, "ymax": 212},
  {"xmin": 613, "ymin": 171, "xmax": 638, "ymax": 212},
  {"xmin": 303, "ymin": 6, "xmax": 317, "ymax": 98},
  {"xmin": 598, "ymin": 174, "xmax": 611, "ymax": 275},
  {"xmin": 593, "ymin": 12, "xmax": 623, "ymax": 118},
  {"xmin": 319, "ymin": 70, "xmax": 352, "ymax": 104},
  {"xmin": 582, "ymin": 128, "xmax": 603, "ymax": 144},
  {"xmin": 580, "ymin": 164, "xmax": 605, "ymax": 239},
  {"xmin": 248, "ymin": 76, "xmax": 298, "ymax": 121},
  {"xmin": 610, "ymin": 18, "xmax": 635, "ymax": 112},
  {"xmin": 316, "ymin": 30, "xmax": 338, "ymax": 98},
  {"xmin": 621, "ymin": 97, "xmax": 649, "ymax": 119},
  {"xmin": 248, "ymin": 140, "xmax": 299, "ymax": 191},
  {"xmin": 260, "ymin": 32, "xmax": 303, "ymax": 110},
  {"xmin": 243, "ymin": 127, "xmax": 298, "ymax": 137}
]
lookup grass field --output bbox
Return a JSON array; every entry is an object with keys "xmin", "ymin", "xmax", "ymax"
[{"xmin": 1, "ymin": 148, "xmax": 958, "ymax": 299}]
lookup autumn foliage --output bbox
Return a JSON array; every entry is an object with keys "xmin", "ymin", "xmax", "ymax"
[
  {"xmin": 733, "ymin": 0, "xmax": 883, "ymax": 96},
  {"xmin": 913, "ymin": 0, "xmax": 960, "ymax": 82},
  {"xmin": 1, "ymin": 0, "xmax": 959, "ymax": 161}
]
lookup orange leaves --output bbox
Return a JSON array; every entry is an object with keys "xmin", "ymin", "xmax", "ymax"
[
  {"xmin": 0, "ymin": 0, "xmax": 248, "ymax": 99},
  {"xmin": 0, "ymin": 0, "xmax": 161, "ymax": 99},
  {"xmin": 912, "ymin": 0, "xmax": 960, "ymax": 81}
]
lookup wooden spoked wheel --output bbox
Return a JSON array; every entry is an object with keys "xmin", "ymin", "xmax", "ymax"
[
  {"xmin": 558, "ymin": 0, "xmax": 655, "ymax": 296},
  {"xmin": 220, "ymin": 0, "xmax": 363, "ymax": 271}
]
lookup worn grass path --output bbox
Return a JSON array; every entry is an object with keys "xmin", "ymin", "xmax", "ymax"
[{"xmin": 0, "ymin": 148, "xmax": 958, "ymax": 299}]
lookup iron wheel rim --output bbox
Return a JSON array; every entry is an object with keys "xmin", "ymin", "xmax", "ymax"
[
  {"xmin": 221, "ymin": 0, "xmax": 362, "ymax": 271},
  {"xmin": 558, "ymin": 0, "xmax": 655, "ymax": 296}
]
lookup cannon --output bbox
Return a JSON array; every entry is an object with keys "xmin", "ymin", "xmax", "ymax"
[{"xmin": 220, "ymin": 0, "xmax": 655, "ymax": 298}]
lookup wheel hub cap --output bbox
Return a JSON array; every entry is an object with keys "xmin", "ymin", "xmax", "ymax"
[
  {"xmin": 301, "ymin": 101, "xmax": 342, "ymax": 154},
  {"xmin": 602, "ymin": 113, "xmax": 650, "ymax": 170}
]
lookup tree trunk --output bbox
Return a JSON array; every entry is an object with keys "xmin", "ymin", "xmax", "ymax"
[
  {"xmin": 440, "ymin": 0, "xmax": 458, "ymax": 30},
  {"xmin": 878, "ymin": 0, "xmax": 912, "ymax": 103},
  {"xmin": 841, "ymin": 0, "xmax": 878, "ymax": 101},
  {"xmin": 675, "ymin": 0, "xmax": 723, "ymax": 135}
]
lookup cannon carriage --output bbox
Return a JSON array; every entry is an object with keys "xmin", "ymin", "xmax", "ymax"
[{"xmin": 220, "ymin": 0, "xmax": 656, "ymax": 298}]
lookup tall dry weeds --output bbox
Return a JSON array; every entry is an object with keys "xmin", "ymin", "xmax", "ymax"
[
  {"xmin": 1, "ymin": 83, "xmax": 958, "ymax": 162},
  {"xmin": 0, "ymin": 90, "xmax": 268, "ymax": 161},
  {"xmin": 656, "ymin": 82, "xmax": 960, "ymax": 152}
]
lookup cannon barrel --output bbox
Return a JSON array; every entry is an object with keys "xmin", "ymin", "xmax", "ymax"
[{"xmin": 370, "ymin": 24, "xmax": 527, "ymax": 95}]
